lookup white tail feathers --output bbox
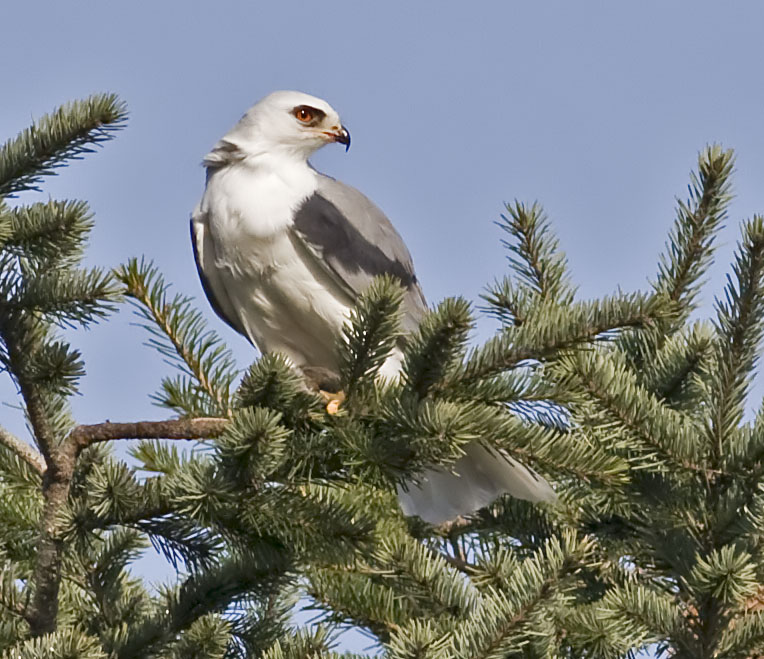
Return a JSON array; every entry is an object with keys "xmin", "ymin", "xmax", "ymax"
[{"xmin": 396, "ymin": 442, "xmax": 557, "ymax": 525}]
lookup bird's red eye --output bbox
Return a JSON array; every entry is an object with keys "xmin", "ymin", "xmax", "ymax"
[{"xmin": 295, "ymin": 107, "xmax": 314, "ymax": 123}]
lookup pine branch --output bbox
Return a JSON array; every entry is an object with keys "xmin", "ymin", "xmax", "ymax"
[
  {"xmin": 403, "ymin": 297, "xmax": 472, "ymax": 400},
  {"xmin": 116, "ymin": 259, "xmax": 237, "ymax": 417},
  {"xmin": 215, "ymin": 407, "xmax": 289, "ymax": 483},
  {"xmin": 718, "ymin": 610, "xmax": 764, "ymax": 657},
  {"xmin": 8, "ymin": 414, "xmax": 225, "ymax": 637},
  {"xmin": 388, "ymin": 532, "xmax": 593, "ymax": 658},
  {"xmin": 5, "ymin": 267, "xmax": 120, "ymax": 326},
  {"xmin": 372, "ymin": 534, "xmax": 478, "ymax": 619},
  {"xmin": 22, "ymin": 340, "xmax": 85, "ymax": 396},
  {"xmin": 339, "ymin": 274, "xmax": 403, "ymax": 399},
  {"xmin": 439, "ymin": 366, "xmax": 573, "ymax": 408},
  {"xmin": 227, "ymin": 594, "xmax": 295, "ymax": 658},
  {"xmin": 384, "ymin": 619, "xmax": 452, "ymax": 659},
  {"xmin": 0, "ymin": 424, "xmax": 45, "ymax": 475},
  {"xmin": 480, "ymin": 276, "xmax": 538, "ymax": 327},
  {"xmin": 376, "ymin": 397, "xmax": 492, "ymax": 475},
  {"xmin": 0, "ymin": 200, "xmax": 93, "ymax": 266},
  {"xmin": 654, "ymin": 145, "xmax": 734, "ymax": 314},
  {"xmin": 128, "ymin": 439, "xmax": 186, "ymax": 476},
  {"xmin": 453, "ymin": 292, "xmax": 668, "ymax": 385},
  {"xmin": 263, "ymin": 627, "xmax": 366, "ymax": 659},
  {"xmin": 687, "ymin": 545, "xmax": 758, "ymax": 610},
  {"xmin": 0, "ymin": 93, "xmax": 127, "ymax": 197},
  {"xmin": 0, "ymin": 565, "xmax": 31, "ymax": 624},
  {"xmin": 709, "ymin": 216, "xmax": 764, "ymax": 462},
  {"xmin": 0, "ymin": 200, "xmax": 12, "ymax": 247},
  {"xmin": 87, "ymin": 528, "xmax": 147, "ymax": 595},
  {"xmin": 164, "ymin": 614, "xmax": 232, "ymax": 659},
  {"xmin": 496, "ymin": 200, "xmax": 574, "ymax": 303},
  {"xmin": 235, "ymin": 353, "xmax": 321, "ymax": 425},
  {"xmin": 307, "ymin": 567, "xmax": 409, "ymax": 640},
  {"xmin": 114, "ymin": 551, "xmax": 291, "ymax": 659},
  {"xmin": 566, "ymin": 583, "xmax": 678, "ymax": 658},
  {"xmin": 68, "ymin": 417, "xmax": 228, "ymax": 448},
  {"xmin": 559, "ymin": 350, "xmax": 704, "ymax": 472},
  {"xmin": 307, "ymin": 527, "xmax": 479, "ymax": 638},
  {"xmin": 215, "ymin": 485, "xmax": 375, "ymax": 564},
  {"xmin": 638, "ymin": 321, "xmax": 715, "ymax": 408},
  {"xmin": 495, "ymin": 415, "xmax": 631, "ymax": 486},
  {"xmin": 3, "ymin": 629, "xmax": 108, "ymax": 658}
]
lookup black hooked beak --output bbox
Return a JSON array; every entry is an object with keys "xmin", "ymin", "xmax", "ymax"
[{"xmin": 336, "ymin": 126, "xmax": 351, "ymax": 151}]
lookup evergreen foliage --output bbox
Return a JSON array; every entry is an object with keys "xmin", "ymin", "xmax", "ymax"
[{"xmin": 1, "ymin": 95, "xmax": 763, "ymax": 658}]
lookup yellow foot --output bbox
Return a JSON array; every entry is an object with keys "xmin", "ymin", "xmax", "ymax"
[{"xmin": 320, "ymin": 390, "xmax": 346, "ymax": 415}]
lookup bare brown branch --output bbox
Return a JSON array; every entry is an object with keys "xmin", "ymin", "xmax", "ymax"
[
  {"xmin": 69, "ymin": 417, "xmax": 228, "ymax": 448},
  {"xmin": 23, "ymin": 414, "xmax": 227, "ymax": 636},
  {"xmin": 0, "ymin": 424, "xmax": 45, "ymax": 476}
]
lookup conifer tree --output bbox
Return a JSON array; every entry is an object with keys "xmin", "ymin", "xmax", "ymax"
[
  {"xmin": 2, "ymin": 94, "xmax": 760, "ymax": 659},
  {"xmin": 537, "ymin": 146, "xmax": 764, "ymax": 659}
]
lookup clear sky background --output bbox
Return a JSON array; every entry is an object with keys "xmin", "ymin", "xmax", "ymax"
[{"xmin": 2, "ymin": 1, "xmax": 764, "ymax": 654}]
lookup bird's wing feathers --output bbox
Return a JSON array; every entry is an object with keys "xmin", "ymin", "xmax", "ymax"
[
  {"xmin": 190, "ymin": 215, "xmax": 247, "ymax": 336},
  {"xmin": 292, "ymin": 174, "xmax": 428, "ymax": 333}
]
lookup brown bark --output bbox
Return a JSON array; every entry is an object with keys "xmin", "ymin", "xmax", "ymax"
[
  {"xmin": 25, "ymin": 414, "xmax": 228, "ymax": 636},
  {"xmin": 69, "ymin": 417, "xmax": 228, "ymax": 447},
  {"xmin": 28, "ymin": 443, "xmax": 77, "ymax": 636},
  {"xmin": 18, "ymin": 375, "xmax": 71, "ymax": 637}
]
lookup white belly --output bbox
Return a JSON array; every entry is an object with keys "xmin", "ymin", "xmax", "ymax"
[
  {"xmin": 226, "ymin": 230, "xmax": 354, "ymax": 371},
  {"xmin": 201, "ymin": 159, "xmax": 354, "ymax": 372}
]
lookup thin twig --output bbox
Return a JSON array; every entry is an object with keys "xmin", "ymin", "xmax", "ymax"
[
  {"xmin": 449, "ymin": 534, "xmax": 468, "ymax": 568},
  {"xmin": 0, "ymin": 424, "xmax": 45, "ymax": 476},
  {"xmin": 440, "ymin": 548, "xmax": 474, "ymax": 574},
  {"xmin": 69, "ymin": 417, "xmax": 228, "ymax": 448}
]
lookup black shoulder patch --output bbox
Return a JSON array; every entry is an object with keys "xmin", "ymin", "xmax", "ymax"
[{"xmin": 293, "ymin": 193, "xmax": 417, "ymax": 289}]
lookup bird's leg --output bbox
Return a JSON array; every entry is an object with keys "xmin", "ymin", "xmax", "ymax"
[
  {"xmin": 299, "ymin": 366, "xmax": 346, "ymax": 414},
  {"xmin": 319, "ymin": 390, "xmax": 346, "ymax": 415}
]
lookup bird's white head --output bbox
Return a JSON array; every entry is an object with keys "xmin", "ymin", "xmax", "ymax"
[{"xmin": 205, "ymin": 91, "xmax": 350, "ymax": 167}]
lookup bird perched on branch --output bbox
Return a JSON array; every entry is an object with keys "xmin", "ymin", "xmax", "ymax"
[{"xmin": 191, "ymin": 90, "xmax": 556, "ymax": 524}]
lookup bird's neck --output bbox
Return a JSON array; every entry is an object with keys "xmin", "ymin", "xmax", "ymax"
[
  {"xmin": 248, "ymin": 147, "xmax": 310, "ymax": 171},
  {"xmin": 226, "ymin": 138, "xmax": 314, "ymax": 179},
  {"xmin": 205, "ymin": 130, "xmax": 320, "ymax": 173},
  {"xmin": 242, "ymin": 148, "xmax": 318, "ymax": 195}
]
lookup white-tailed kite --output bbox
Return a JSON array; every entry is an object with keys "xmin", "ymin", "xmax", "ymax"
[{"xmin": 192, "ymin": 90, "xmax": 556, "ymax": 524}]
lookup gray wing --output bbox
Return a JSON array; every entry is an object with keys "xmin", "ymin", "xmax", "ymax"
[
  {"xmin": 190, "ymin": 214, "xmax": 247, "ymax": 337},
  {"xmin": 292, "ymin": 174, "xmax": 428, "ymax": 333}
]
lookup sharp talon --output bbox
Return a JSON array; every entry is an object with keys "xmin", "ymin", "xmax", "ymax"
[{"xmin": 320, "ymin": 390, "xmax": 346, "ymax": 415}]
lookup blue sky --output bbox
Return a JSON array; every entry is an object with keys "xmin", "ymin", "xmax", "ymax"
[{"xmin": 2, "ymin": 1, "xmax": 764, "ymax": 653}]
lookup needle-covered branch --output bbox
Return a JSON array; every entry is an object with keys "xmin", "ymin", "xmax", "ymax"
[
  {"xmin": 496, "ymin": 201, "xmax": 575, "ymax": 304},
  {"xmin": 557, "ymin": 350, "xmax": 704, "ymax": 472},
  {"xmin": 0, "ymin": 94, "xmax": 127, "ymax": 197},
  {"xmin": 402, "ymin": 296, "xmax": 473, "ymax": 400},
  {"xmin": 116, "ymin": 258, "xmax": 238, "ymax": 417},
  {"xmin": 455, "ymin": 292, "xmax": 670, "ymax": 385},
  {"xmin": 0, "ymin": 200, "xmax": 94, "ymax": 266},
  {"xmin": 654, "ymin": 145, "xmax": 734, "ymax": 315},
  {"xmin": 339, "ymin": 275, "xmax": 404, "ymax": 399},
  {"xmin": 112, "ymin": 551, "xmax": 292, "ymax": 659},
  {"xmin": 709, "ymin": 216, "xmax": 764, "ymax": 462}
]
